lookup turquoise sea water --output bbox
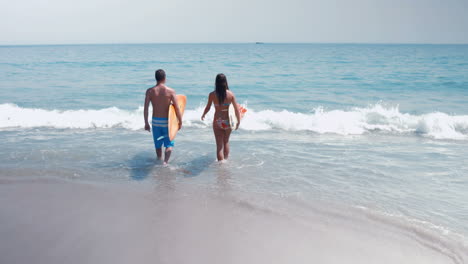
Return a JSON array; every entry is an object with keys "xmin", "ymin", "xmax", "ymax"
[{"xmin": 1, "ymin": 44, "xmax": 468, "ymax": 261}]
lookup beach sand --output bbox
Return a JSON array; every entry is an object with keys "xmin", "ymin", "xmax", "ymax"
[{"xmin": 1, "ymin": 178, "xmax": 463, "ymax": 264}]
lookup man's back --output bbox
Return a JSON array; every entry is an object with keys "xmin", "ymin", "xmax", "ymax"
[{"xmin": 147, "ymin": 84, "xmax": 174, "ymax": 118}]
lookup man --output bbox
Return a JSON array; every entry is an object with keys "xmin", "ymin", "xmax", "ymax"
[{"xmin": 144, "ymin": 69, "xmax": 182, "ymax": 165}]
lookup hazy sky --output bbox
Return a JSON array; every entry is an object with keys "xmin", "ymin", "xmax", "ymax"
[{"xmin": 1, "ymin": 0, "xmax": 467, "ymax": 45}]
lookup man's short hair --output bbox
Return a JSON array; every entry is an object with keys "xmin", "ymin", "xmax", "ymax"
[{"xmin": 155, "ymin": 69, "xmax": 166, "ymax": 82}]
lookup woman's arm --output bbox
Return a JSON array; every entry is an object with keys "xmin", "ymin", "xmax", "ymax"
[
  {"xmin": 201, "ymin": 93, "xmax": 213, "ymax": 121},
  {"xmin": 232, "ymin": 93, "xmax": 241, "ymax": 130}
]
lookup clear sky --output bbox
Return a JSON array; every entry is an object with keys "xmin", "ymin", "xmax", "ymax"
[{"xmin": 1, "ymin": 0, "xmax": 467, "ymax": 45}]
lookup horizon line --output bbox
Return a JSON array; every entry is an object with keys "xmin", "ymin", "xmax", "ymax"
[{"xmin": 1, "ymin": 41, "xmax": 468, "ymax": 47}]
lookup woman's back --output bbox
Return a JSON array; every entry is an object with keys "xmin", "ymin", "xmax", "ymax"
[{"xmin": 211, "ymin": 90, "xmax": 234, "ymax": 119}]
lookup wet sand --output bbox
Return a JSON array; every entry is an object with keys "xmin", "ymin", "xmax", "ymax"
[{"xmin": 0, "ymin": 180, "xmax": 463, "ymax": 264}]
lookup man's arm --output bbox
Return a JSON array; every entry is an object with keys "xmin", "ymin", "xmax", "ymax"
[
  {"xmin": 171, "ymin": 92, "xmax": 183, "ymax": 130},
  {"xmin": 144, "ymin": 89, "xmax": 151, "ymax": 132}
]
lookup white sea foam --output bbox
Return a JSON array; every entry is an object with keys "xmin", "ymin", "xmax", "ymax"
[{"xmin": 1, "ymin": 103, "xmax": 468, "ymax": 140}]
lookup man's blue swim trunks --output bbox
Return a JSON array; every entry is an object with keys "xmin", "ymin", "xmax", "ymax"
[{"xmin": 152, "ymin": 117, "xmax": 175, "ymax": 148}]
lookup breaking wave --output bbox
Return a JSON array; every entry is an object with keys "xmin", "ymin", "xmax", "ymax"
[{"xmin": 1, "ymin": 103, "xmax": 468, "ymax": 140}]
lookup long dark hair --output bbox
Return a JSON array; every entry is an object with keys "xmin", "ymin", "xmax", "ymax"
[{"xmin": 215, "ymin": 73, "xmax": 229, "ymax": 104}]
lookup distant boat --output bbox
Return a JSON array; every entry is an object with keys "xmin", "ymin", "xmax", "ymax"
[{"xmin": 255, "ymin": 42, "xmax": 264, "ymax": 44}]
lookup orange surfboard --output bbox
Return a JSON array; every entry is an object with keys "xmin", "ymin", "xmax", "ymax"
[{"xmin": 168, "ymin": 95, "xmax": 186, "ymax": 141}]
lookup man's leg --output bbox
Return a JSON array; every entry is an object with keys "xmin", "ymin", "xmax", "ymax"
[
  {"xmin": 164, "ymin": 147, "xmax": 172, "ymax": 165},
  {"xmin": 163, "ymin": 132, "xmax": 175, "ymax": 165},
  {"xmin": 153, "ymin": 126, "xmax": 164, "ymax": 161},
  {"xmin": 156, "ymin": 148, "xmax": 163, "ymax": 160}
]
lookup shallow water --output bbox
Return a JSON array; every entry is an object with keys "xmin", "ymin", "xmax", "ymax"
[{"xmin": 1, "ymin": 43, "xmax": 468, "ymax": 262}]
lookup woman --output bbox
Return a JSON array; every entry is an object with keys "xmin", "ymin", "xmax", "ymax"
[{"xmin": 201, "ymin": 73, "xmax": 241, "ymax": 161}]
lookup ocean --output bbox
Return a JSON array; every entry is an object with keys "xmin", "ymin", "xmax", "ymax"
[{"xmin": 1, "ymin": 43, "xmax": 467, "ymax": 263}]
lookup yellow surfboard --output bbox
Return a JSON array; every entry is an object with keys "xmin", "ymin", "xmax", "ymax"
[{"xmin": 168, "ymin": 95, "xmax": 186, "ymax": 141}]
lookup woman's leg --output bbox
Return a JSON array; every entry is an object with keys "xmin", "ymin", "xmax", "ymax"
[
  {"xmin": 213, "ymin": 126, "xmax": 225, "ymax": 161},
  {"xmin": 223, "ymin": 129, "xmax": 232, "ymax": 159}
]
